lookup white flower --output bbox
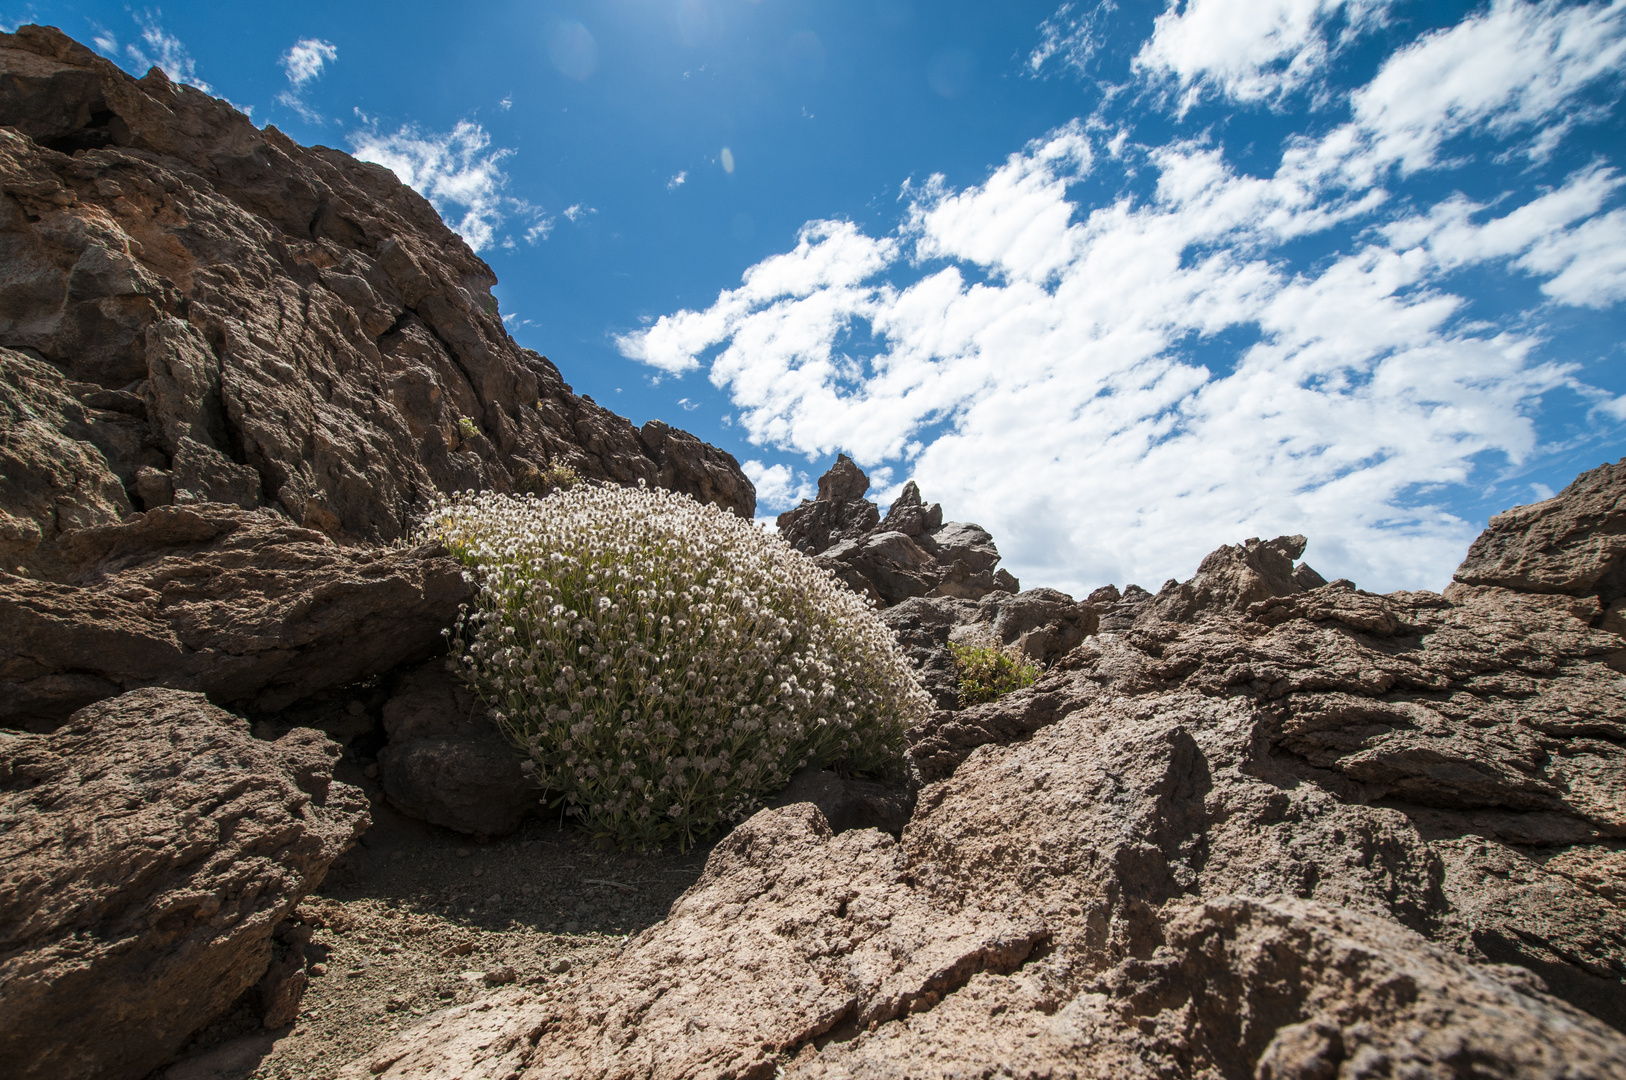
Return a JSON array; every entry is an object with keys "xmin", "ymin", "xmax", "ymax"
[{"xmin": 421, "ymin": 483, "xmax": 929, "ymax": 851}]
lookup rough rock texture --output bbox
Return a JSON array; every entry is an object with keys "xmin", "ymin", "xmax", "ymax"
[
  {"xmin": 778, "ymin": 460, "xmax": 1018, "ymax": 606},
  {"xmin": 376, "ymin": 659, "xmax": 537, "ymax": 837},
  {"xmin": 0, "ymin": 687, "xmax": 368, "ymax": 1080},
  {"xmin": 881, "ymin": 589, "xmax": 1099, "ymax": 711},
  {"xmin": 1141, "ymin": 533, "xmax": 1329, "ymax": 625},
  {"xmin": 0, "ymin": 24, "xmax": 752, "ymax": 575},
  {"xmin": 348, "ymin": 461, "xmax": 1626, "ymax": 1079},
  {"xmin": 765, "ymin": 766, "xmax": 914, "ymax": 836},
  {"xmin": 1454, "ymin": 457, "xmax": 1626, "ymax": 608},
  {"xmin": 0, "ymin": 503, "xmax": 472, "ymax": 728}
]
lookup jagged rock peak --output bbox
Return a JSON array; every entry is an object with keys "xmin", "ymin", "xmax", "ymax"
[
  {"xmin": 779, "ymin": 457, "xmax": 1017, "ymax": 605},
  {"xmin": 0, "ymin": 24, "xmax": 753, "ymax": 571}
]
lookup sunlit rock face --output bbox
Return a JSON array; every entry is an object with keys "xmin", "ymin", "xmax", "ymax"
[
  {"xmin": 341, "ymin": 458, "xmax": 1626, "ymax": 1079},
  {"xmin": 0, "ymin": 23, "xmax": 753, "ymax": 574}
]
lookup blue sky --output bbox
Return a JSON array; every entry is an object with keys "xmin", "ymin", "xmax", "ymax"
[{"xmin": 6, "ymin": 1, "xmax": 1624, "ymax": 595}]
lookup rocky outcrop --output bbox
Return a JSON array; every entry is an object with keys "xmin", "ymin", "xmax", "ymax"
[
  {"xmin": 1454, "ymin": 458, "xmax": 1626, "ymax": 632},
  {"xmin": 778, "ymin": 458, "xmax": 1018, "ymax": 605},
  {"xmin": 346, "ymin": 459, "xmax": 1626, "ymax": 1078},
  {"xmin": 0, "ymin": 503, "xmax": 472, "ymax": 728},
  {"xmin": 0, "ymin": 24, "xmax": 752, "ymax": 578},
  {"xmin": 882, "ymin": 588, "xmax": 1098, "ymax": 710},
  {"xmin": 0, "ymin": 688, "xmax": 368, "ymax": 1080},
  {"xmin": 375, "ymin": 659, "xmax": 537, "ymax": 837}
]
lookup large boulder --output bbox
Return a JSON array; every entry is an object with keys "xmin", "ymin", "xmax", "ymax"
[
  {"xmin": 343, "ymin": 460, "xmax": 1626, "ymax": 1077},
  {"xmin": 0, "ymin": 24, "xmax": 752, "ymax": 573},
  {"xmin": 1141, "ymin": 532, "xmax": 1328, "ymax": 624},
  {"xmin": 1454, "ymin": 456, "xmax": 1626, "ymax": 609},
  {"xmin": 0, "ymin": 503, "xmax": 473, "ymax": 728},
  {"xmin": 375, "ymin": 659, "xmax": 537, "ymax": 836},
  {"xmin": 0, "ymin": 688, "xmax": 368, "ymax": 1080}
]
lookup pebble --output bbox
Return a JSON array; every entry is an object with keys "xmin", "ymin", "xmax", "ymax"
[
  {"xmin": 483, "ymin": 966, "xmax": 518, "ymax": 986},
  {"xmin": 471, "ymin": 867, "xmax": 483, "ymax": 878},
  {"xmin": 455, "ymin": 849, "xmax": 472, "ymax": 859},
  {"xmin": 309, "ymin": 963, "xmax": 328, "ymax": 977},
  {"xmin": 548, "ymin": 958, "xmax": 571, "ymax": 974}
]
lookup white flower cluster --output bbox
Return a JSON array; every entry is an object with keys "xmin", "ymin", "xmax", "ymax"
[{"xmin": 423, "ymin": 483, "xmax": 930, "ymax": 850}]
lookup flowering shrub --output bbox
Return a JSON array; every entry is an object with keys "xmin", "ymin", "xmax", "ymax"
[
  {"xmin": 424, "ymin": 484, "xmax": 929, "ymax": 850},
  {"xmin": 948, "ymin": 642, "xmax": 1042, "ymax": 706}
]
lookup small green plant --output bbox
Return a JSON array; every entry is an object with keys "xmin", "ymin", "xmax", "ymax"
[
  {"xmin": 457, "ymin": 416, "xmax": 481, "ymax": 441},
  {"xmin": 948, "ymin": 642, "xmax": 1042, "ymax": 707},
  {"xmin": 423, "ymin": 484, "xmax": 930, "ymax": 851},
  {"xmin": 516, "ymin": 462, "xmax": 582, "ymax": 494}
]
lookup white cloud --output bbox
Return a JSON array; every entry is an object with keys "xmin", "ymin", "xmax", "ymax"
[
  {"xmin": 349, "ymin": 121, "xmax": 542, "ymax": 252},
  {"xmin": 563, "ymin": 203, "xmax": 597, "ymax": 222},
  {"xmin": 499, "ymin": 96, "xmax": 513, "ymax": 111},
  {"xmin": 125, "ymin": 12, "xmax": 211, "ymax": 93},
  {"xmin": 276, "ymin": 37, "xmax": 337, "ymax": 122},
  {"xmin": 1349, "ymin": 0, "xmax": 1626, "ymax": 176},
  {"xmin": 1520, "ymin": 207, "xmax": 1626, "ymax": 307},
  {"xmin": 617, "ymin": 41, "xmax": 1618, "ymax": 598},
  {"xmin": 281, "ymin": 37, "xmax": 336, "ymax": 88},
  {"xmin": 1133, "ymin": 0, "xmax": 1392, "ymax": 109},
  {"xmin": 742, "ymin": 460, "xmax": 814, "ymax": 511},
  {"xmin": 1029, "ymin": 1, "xmax": 1118, "ymax": 77},
  {"xmin": 668, "ymin": 171, "xmax": 688, "ymax": 191}
]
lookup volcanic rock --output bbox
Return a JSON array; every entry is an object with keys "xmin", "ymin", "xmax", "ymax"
[
  {"xmin": 376, "ymin": 659, "xmax": 537, "ymax": 837},
  {"xmin": 779, "ymin": 458, "xmax": 1019, "ymax": 605},
  {"xmin": 1141, "ymin": 532, "xmax": 1326, "ymax": 624},
  {"xmin": 0, "ymin": 503, "xmax": 472, "ymax": 728},
  {"xmin": 346, "ymin": 459, "xmax": 1626, "ymax": 1077},
  {"xmin": 0, "ymin": 24, "xmax": 752, "ymax": 576},
  {"xmin": 0, "ymin": 687, "xmax": 368, "ymax": 1080}
]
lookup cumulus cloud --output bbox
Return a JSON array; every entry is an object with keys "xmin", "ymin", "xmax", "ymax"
[
  {"xmin": 349, "ymin": 121, "xmax": 545, "ymax": 252},
  {"xmin": 1132, "ymin": 0, "xmax": 1392, "ymax": 109},
  {"xmin": 618, "ymin": 2, "xmax": 1625, "ymax": 596},
  {"xmin": 277, "ymin": 37, "xmax": 337, "ymax": 121},
  {"xmin": 742, "ymin": 460, "xmax": 814, "ymax": 511},
  {"xmin": 668, "ymin": 171, "xmax": 688, "ymax": 191},
  {"xmin": 1349, "ymin": 0, "xmax": 1626, "ymax": 175}
]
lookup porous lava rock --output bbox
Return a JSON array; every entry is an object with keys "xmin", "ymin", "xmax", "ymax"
[
  {"xmin": 345, "ymin": 459, "xmax": 1626, "ymax": 1078},
  {"xmin": 0, "ymin": 687, "xmax": 368, "ymax": 1080},
  {"xmin": 0, "ymin": 23, "xmax": 752, "ymax": 575},
  {"xmin": 0, "ymin": 503, "xmax": 473, "ymax": 728},
  {"xmin": 375, "ymin": 659, "xmax": 537, "ymax": 837},
  {"xmin": 777, "ymin": 459, "xmax": 1018, "ymax": 605}
]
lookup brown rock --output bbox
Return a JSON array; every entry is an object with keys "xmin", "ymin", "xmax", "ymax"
[
  {"xmin": 376, "ymin": 660, "xmax": 537, "ymax": 836},
  {"xmin": 0, "ymin": 25, "xmax": 751, "ymax": 570},
  {"xmin": 0, "ymin": 688, "xmax": 368, "ymax": 1080},
  {"xmin": 0, "ymin": 503, "xmax": 473, "ymax": 727},
  {"xmin": 345, "ymin": 461, "xmax": 1626, "ymax": 1077},
  {"xmin": 1454, "ymin": 456, "xmax": 1626, "ymax": 604},
  {"xmin": 784, "ymin": 458, "xmax": 1019, "ymax": 605},
  {"xmin": 1141, "ymin": 533, "xmax": 1318, "ymax": 624}
]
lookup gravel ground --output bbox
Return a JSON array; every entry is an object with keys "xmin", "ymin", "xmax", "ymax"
[{"xmin": 151, "ymin": 793, "xmax": 715, "ymax": 1080}]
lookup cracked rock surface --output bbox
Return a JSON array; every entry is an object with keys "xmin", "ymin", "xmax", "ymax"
[
  {"xmin": 0, "ymin": 687, "xmax": 368, "ymax": 1080},
  {"xmin": 0, "ymin": 23, "xmax": 752, "ymax": 576},
  {"xmin": 342, "ymin": 465, "xmax": 1626, "ymax": 1076},
  {"xmin": 0, "ymin": 503, "xmax": 473, "ymax": 727}
]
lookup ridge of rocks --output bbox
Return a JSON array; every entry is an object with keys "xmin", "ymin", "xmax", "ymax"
[
  {"xmin": 0, "ymin": 23, "xmax": 752, "ymax": 578},
  {"xmin": 350, "ymin": 460, "xmax": 1626, "ymax": 1079},
  {"xmin": 777, "ymin": 455, "xmax": 1019, "ymax": 607}
]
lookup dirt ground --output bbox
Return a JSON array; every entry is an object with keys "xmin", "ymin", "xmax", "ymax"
[{"xmin": 150, "ymin": 788, "xmax": 715, "ymax": 1080}]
